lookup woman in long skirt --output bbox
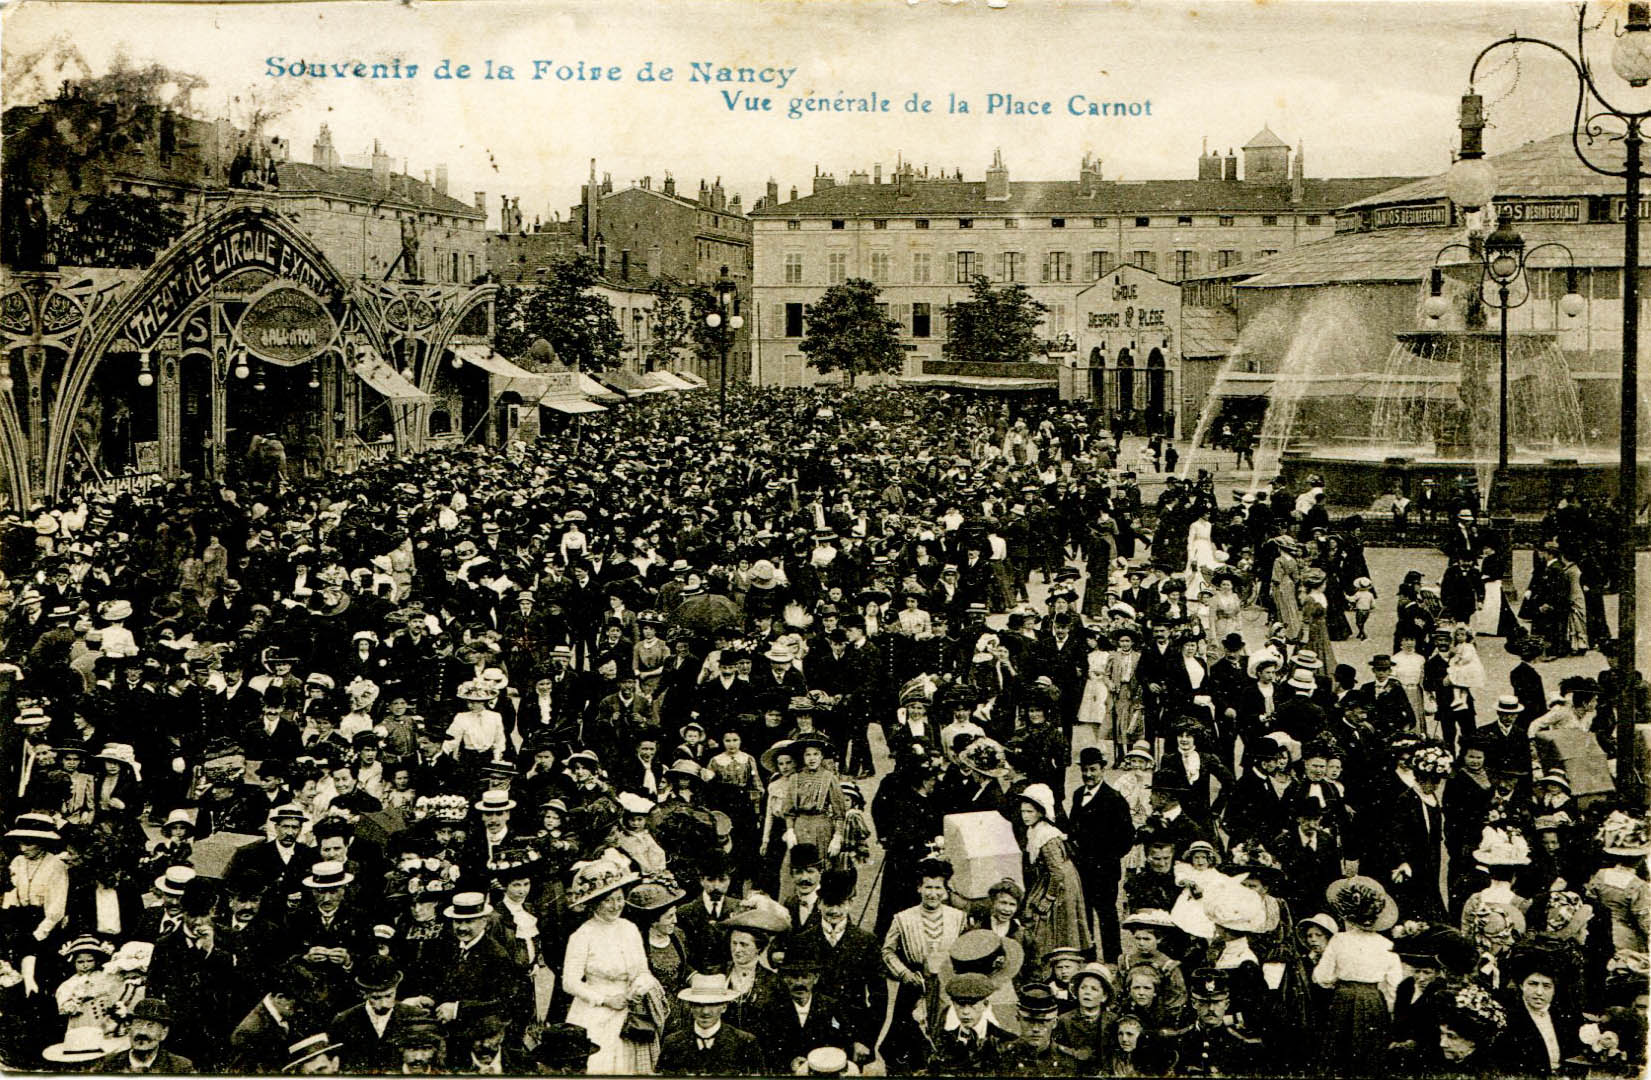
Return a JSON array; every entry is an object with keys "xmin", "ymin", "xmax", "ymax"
[
  {"xmin": 1073, "ymin": 632, "xmax": 1112, "ymax": 764},
  {"xmin": 1313, "ymin": 877, "xmax": 1404, "ymax": 1074},
  {"xmin": 1271, "ymin": 541, "xmax": 1303, "ymax": 641},
  {"xmin": 1016, "ymin": 784, "xmax": 1092, "ymax": 963}
]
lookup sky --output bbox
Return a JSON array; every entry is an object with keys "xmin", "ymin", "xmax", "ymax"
[{"xmin": 4, "ymin": 0, "xmax": 1644, "ymax": 228}]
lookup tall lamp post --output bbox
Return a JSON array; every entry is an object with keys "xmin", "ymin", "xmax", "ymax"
[
  {"xmin": 1444, "ymin": 2, "xmax": 1649, "ymax": 799},
  {"xmin": 705, "ymin": 264, "xmax": 742, "ymax": 425},
  {"xmin": 1423, "ymin": 211, "xmax": 1584, "ymax": 515}
]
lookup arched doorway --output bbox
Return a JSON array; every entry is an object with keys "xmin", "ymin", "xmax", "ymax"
[
  {"xmin": 1147, "ymin": 347, "xmax": 1167, "ymax": 436},
  {"xmin": 1114, "ymin": 347, "xmax": 1135, "ymax": 431},
  {"xmin": 1089, "ymin": 347, "xmax": 1106, "ymax": 403}
]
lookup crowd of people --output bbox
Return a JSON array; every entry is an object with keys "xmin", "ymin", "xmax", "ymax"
[{"xmin": 0, "ymin": 384, "xmax": 1644, "ymax": 1077}]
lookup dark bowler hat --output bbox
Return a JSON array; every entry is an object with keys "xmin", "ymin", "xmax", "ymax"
[{"xmin": 1077, "ymin": 746, "xmax": 1108, "ymax": 768}]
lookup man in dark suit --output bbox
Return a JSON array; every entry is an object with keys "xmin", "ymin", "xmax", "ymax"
[
  {"xmin": 782, "ymin": 843, "xmax": 825, "ymax": 929},
  {"xmin": 676, "ymin": 852, "xmax": 737, "ymax": 973},
  {"xmin": 752, "ymin": 938, "xmax": 854, "ymax": 1074},
  {"xmin": 227, "ymin": 965, "xmax": 304, "ymax": 1074},
  {"xmin": 1064, "ymin": 746, "xmax": 1135, "ymax": 959},
  {"xmin": 93, "ymin": 997, "xmax": 196, "ymax": 1074},
  {"xmin": 408, "ymin": 892, "xmax": 529, "ymax": 1041},
  {"xmin": 225, "ymin": 804, "xmax": 316, "ymax": 898},
  {"xmin": 331, "ymin": 957, "xmax": 428, "ymax": 1074},
  {"xmin": 657, "ymin": 974, "xmax": 763, "ymax": 1077},
  {"xmin": 1222, "ymin": 733, "xmax": 1294, "ymax": 845},
  {"xmin": 1268, "ymin": 792, "xmax": 1344, "ymax": 916},
  {"xmin": 796, "ymin": 870, "xmax": 883, "ymax": 1065},
  {"xmin": 1353, "ymin": 655, "xmax": 1417, "ymax": 736}
]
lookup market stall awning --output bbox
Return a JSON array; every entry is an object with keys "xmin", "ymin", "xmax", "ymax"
[
  {"xmin": 641, "ymin": 371, "xmax": 691, "ymax": 391},
  {"xmin": 897, "ymin": 373, "xmax": 1059, "ymax": 392},
  {"xmin": 572, "ymin": 371, "xmax": 625, "ymax": 402},
  {"xmin": 675, "ymin": 371, "xmax": 709, "ymax": 388},
  {"xmin": 539, "ymin": 395, "xmax": 608, "ymax": 415},
  {"xmin": 592, "ymin": 369, "xmax": 671, "ymax": 397},
  {"xmin": 354, "ymin": 352, "xmax": 429, "ymax": 402},
  {"xmin": 453, "ymin": 345, "xmax": 550, "ymax": 397}
]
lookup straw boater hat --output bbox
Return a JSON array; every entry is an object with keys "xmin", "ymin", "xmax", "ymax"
[
  {"xmin": 282, "ymin": 1033, "xmax": 344, "ymax": 1073},
  {"xmin": 43, "ymin": 1028, "xmax": 126, "ymax": 1064},
  {"xmin": 1327, "ymin": 875, "xmax": 1399, "ymax": 932},
  {"xmin": 442, "ymin": 891, "xmax": 494, "ymax": 920},
  {"xmin": 6, "ymin": 812, "xmax": 62, "ymax": 844},
  {"xmin": 302, "ymin": 861, "xmax": 354, "ymax": 890},
  {"xmin": 677, "ymin": 972, "xmax": 740, "ymax": 1004},
  {"xmin": 473, "ymin": 790, "xmax": 517, "ymax": 814}
]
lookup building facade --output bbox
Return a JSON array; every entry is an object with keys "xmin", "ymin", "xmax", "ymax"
[
  {"xmin": 0, "ymin": 91, "xmax": 495, "ymax": 507},
  {"xmin": 748, "ymin": 130, "xmax": 1414, "ymax": 435}
]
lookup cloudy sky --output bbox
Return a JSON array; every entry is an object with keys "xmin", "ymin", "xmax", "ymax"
[{"xmin": 4, "ymin": 0, "xmax": 1640, "ymax": 226}]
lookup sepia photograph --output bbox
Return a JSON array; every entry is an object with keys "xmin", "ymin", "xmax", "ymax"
[{"xmin": 0, "ymin": 0, "xmax": 1646, "ymax": 1075}]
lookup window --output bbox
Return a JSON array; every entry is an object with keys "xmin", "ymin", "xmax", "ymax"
[
  {"xmin": 1131, "ymin": 250, "xmax": 1157, "ymax": 273},
  {"xmin": 831, "ymin": 220, "xmax": 846, "ymax": 230},
  {"xmin": 1177, "ymin": 215, "xmax": 1193, "ymax": 226},
  {"xmin": 1592, "ymin": 268, "xmax": 1621, "ymax": 300},
  {"xmin": 1305, "ymin": 215, "xmax": 1322, "ymax": 226},
  {"xmin": 1042, "ymin": 251, "xmax": 1072, "ymax": 283},
  {"xmin": 1051, "ymin": 218, "xmax": 1066, "ymax": 228},
  {"xmin": 784, "ymin": 303, "xmax": 804, "ymax": 337},
  {"xmin": 784, "ymin": 253, "xmax": 804, "ymax": 284},
  {"xmin": 1135, "ymin": 216, "xmax": 1151, "ymax": 227},
  {"xmin": 1219, "ymin": 215, "xmax": 1235, "ymax": 227},
  {"xmin": 1047, "ymin": 304, "xmax": 1068, "ymax": 336},
  {"xmin": 1258, "ymin": 249, "xmax": 1279, "ymax": 260},
  {"xmin": 957, "ymin": 251, "xmax": 981, "ymax": 281},
  {"xmin": 827, "ymin": 252, "xmax": 848, "ymax": 284},
  {"xmin": 787, "ymin": 220, "xmax": 801, "ymax": 231},
  {"xmin": 1088, "ymin": 250, "xmax": 1114, "ymax": 279},
  {"xmin": 1005, "ymin": 218, "xmax": 1020, "ymax": 229},
  {"xmin": 450, "ymin": 252, "xmax": 460, "ymax": 281},
  {"xmin": 912, "ymin": 302, "xmax": 932, "ymax": 338},
  {"xmin": 1218, "ymin": 249, "xmax": 1242, "ymax": 268},
  {"xmin": 915, "ymin": 219, "xmax": 930, "ymax": 229},
  {"xmin": 869, "ymin": 251, "xmax": 891, "ymax": 282},
  {"xmin": 1092, "ymin": 217, "xmax": 1110, "ymax": 227},
  {"xmin": 873, "ymin": 219, "xmax": 888, "ymax": 230},
  {"xmin": 1261, "ymin": 215, "xmax": 1278, "ymax": 226},
  {"xmin": 1000, "ymin": 251, "xmax": 1025, "ymax": 282},
  {"xmin": 958, "ymin": 218, "xmax": 974, "ymax": 229},
  {"xmin": 1173, "ymin": 250, "xmax": 1201, "ymax": 278},
  {"xmin": 912, "ymin": 252, "xmax": 932, "ymax": 283}
]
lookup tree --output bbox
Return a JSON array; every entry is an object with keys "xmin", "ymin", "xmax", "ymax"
[
  {"xmin": 644, "ymin": 277, "xmax": 695, "ymax": 372},
  {"xmin": 491, "ymin": 283, "xmax": 530, "ymax": 360},
  {"xmin": 493, "ymin": 255, "xmax": 623, "ymax": 370},
  {"xmin": 686, "ymin": 284, "xmax": 734, "ymax": 380},
  {"xmin": 941, "ymin": 275, "xmax": 1051, "ymax": 365},
  {"xmin": 799, "ymin": 278, "xmax": 905, "ymax": 387}
]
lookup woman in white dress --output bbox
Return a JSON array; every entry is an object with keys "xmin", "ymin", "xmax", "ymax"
[
  {"xmin": 1073, "ymin": 630, "xmax": 1112, "ymax": 764},
  {"xmin": 561, "ymin": 857, "xmax": 666, "ymax": 1075},
  {"xmin": 1184, "ymin": 508, "xmax": 1217, "ymax": 589}
]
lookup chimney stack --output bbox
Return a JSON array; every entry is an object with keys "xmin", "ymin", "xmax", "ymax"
[
  {"xmin": 1079, "ymin": 152, "xmax": 1103, "ymax": 197},
  {"xmin": 1290, "ymin": 141, "xmax": 1305, "ymax": 204},
  {"xmin": 641, "ymin": 175, "xmax": 651, "ymax": 190},
  {"xmin": 767, "ymin": 178, "xmax": 779, "ymax": 205},
  {"xmin": 1223, "ymin": 149, "xmax": 1238, "ymax": 182},
  {"xmin": 475, "ymin": 191, "xmax": 487, "ymax": 222},
  {"xmin": 790, "ymin": 185, "xmax": 799, "ymax": 202},
  {"xmin": 730, "ymin": 193, "xmax": 742, "ymax": 214},
  {"xmin": 435, "ymin": 165, "xmax": 448, "ymax": 196},
  {"xmin": 1197, "ymin": 136, "xmax": 1222, "ymax": 181},
  {"xmin": 699, "ymin": 178, "xmax": 710, "ymax": 207},
  {"xmin": 371, "ymin": 139, "xmax": 391, "ymax": 190},
  {"xmin": 984, "ymin": 148, "xmax": 1009, "ymax": 201},
  {"xmin": 896, "ymin": 165, "xmax": 913, "ymax": 198},
  {"xmin": 312, "ymin": 123, "xmax": 338, "ymax": 171},
  {"xmin": 664, "ymin": 172, "xmax": 676, "ymax": 197},
  {"xmin": 621, "ymin": 249, "xmax": 631, "ymax": 281},
  {"xmin": 874, "ymin": 163, "xmax": 882, "ymax": 185}
]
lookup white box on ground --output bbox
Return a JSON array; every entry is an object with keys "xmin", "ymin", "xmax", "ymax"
[{"xmin": 943, "ymin": 811, "xmax": 1022, "ymax": 901}]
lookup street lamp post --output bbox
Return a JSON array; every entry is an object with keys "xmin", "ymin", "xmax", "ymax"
[
  {"xmin": 1444, "ymin": 2, "xmax": 1650, "ymax": 800},
  {"xmin": 706, "ymin": 264, "xmax": 743, "ymax": 425},
  {"xmin": 1424, "ymin": 212, "xmax": 1583, "ymax": 514}
]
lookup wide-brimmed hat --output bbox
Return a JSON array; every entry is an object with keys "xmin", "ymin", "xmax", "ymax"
[
  {"xmin": 1123, "ymin": 908, "xmax": 1177, "ymax": 932},
  {"xmin": 666, "ymin": 758, "xmax": 710, "ymax": 783},
  {"xmin": 473, "ymin": 790, "xmax": 517, "ymax": 813},
  {"xmin": 760, "ymin": 739, "xmax": 798, "ymax": 774},
  {"xmin": 44, "ymin": 1028, "xmax": 126, "ymax": 1063},
  {"xmin": 1597, "ymin": 810, "xmax": 1650, "ymax": 856},
  {"xmin": 13, "ymin": 705, "xmax": 50, "ymax": 729},
  {"xmin": 1327, "ymin": 875, "xmax": 1399, "ymax": 932},
  {"xmin": 566, "ymin": 749, "xmax": 601, "ymax": 771},
  {"xmin": 534, "ymin": 1023, "xmax": 601, "ymax": 1065},
  {"xmin": 282, "ymin": 1032, "xmax": 344, "ymax": 1073},
  {"xmin": 626, "ymin": 879, "xmax": 687, "ymax": 913},
  {"xmin": 1297, "ymin": 913, "xmax": 1341, "ymax": 938},
  {"xmin": 616, "ymin": 791, "xmax": 656, "ymax": 815},
  {"xmin": 565, "ymin": 860, "xmax": 639, "ymax": 909},
  {"xmin": 456, "ymin": 680, "xmax": 495, "ymax": 702},
  {"xmin": 677, "ymin": 972, "xmax": 740, "ymax": 1004},
  {"xmin": 59, "ymin": 935, "xmax": 115, "ymax": 960},
  {"xmin": 442, "ymin": 891, "xmax": 495, "ymax": 920},
  {"xmin": 1471, "ymin": 826, "xmax": 1531, "ymax": 867},
  {"xmin": 302, "ymin": 861, "xmax": 354, "ymax": 890},
  {"xmin": 1122, "ymin": 740, "xmax": 1155, "ymax": 766},
  {"xmin": 940, "ymin": 928, "xmax": 1024, "ymax": 989},
  {"xmin": 1018, "ymin": 783, "xmax": 1058, "ymax": 823},
  {"xmin": 97, "ymin": 599, "xmax": 133, "ymax": 622},
  {"xmin": 7, "ymin": 812, "xmax": 62, "ymax": 843}
]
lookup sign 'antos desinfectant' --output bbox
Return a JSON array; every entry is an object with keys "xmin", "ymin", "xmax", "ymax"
[{"xmin": 235, "ymin": 285, "xmax": 338, "ymax": 365}]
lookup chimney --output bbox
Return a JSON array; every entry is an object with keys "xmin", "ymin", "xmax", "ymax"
[
  {"xmin": 1223, "ymin": 149, "xmax": 1238, "ymax": 182},
  {"xmin": 985, "ymin": 148, "xmax": 1010, "ymax": 201},
  {"xmin": 312, "ymin": 123, "xmax": 337, "ymax": 170},
  {"xmin": 601, "ymin": 171, "xmax": 612, "ymax": 195},
  {"xmin": 647, "ymin": 242, "xmax": 662, "ymax": 278},
  {"xmin": 435, "ymin": 165, "xmax": 448, "ymax": 196},
  {"xmin": 874, "ymin": 163, "xmax": 882, "ymax": 185},
  {"xmin": 812, "ymin": 170, "xmax": 835, "ymax": 194},
  {"xmin": 641, "ymin": 175, "xmax": 651, "ymax": 191},
  {"xmin": 1079, "ymin": 152, "xmax": 1103, "ymax": 197},
  {"xmin": 372, "ymin": 139, "xmax": 391, "ymax": 190},
  {"xmin": 663, "ymin": 172, "xmax": 676, "ymax": 197},
  {"xmin": 767, "ymin": 178, "xmax": 779, "ymax": 205},
  {"xmin": 730, "ymin": 194, "xmax": 742, "ymax": 214},
  {"xmin": 848, "ymin": 169, "xmax": 869, "ymax": 185},
  {"xmin": 1197, "ymin": 136, "xmax": 1221, "ymax": 182},
  {"xmin": 500, "ymin": 194, "xmax": 511, "ymax": 233},
  {"xmin": 896, "ymin": 165, "xmax": 913, "ymax": 199},
  {"xmin": 424, "ymin": 170, "xmax": 431, "ymax": 189},
  {"xmin": 584, "ymin": 159, "xmax": 600, "ymax": 252},
  {"xmin": 699, "ymin": 179, "xmax": 710, "ymax": 206},
  {"xmin": 790, "ymin": 185, "xmax": 799, "ymax": 202},
  {"xmin": 1290, "ymin": 141, "xmax": 1305, "ymax": 204}
]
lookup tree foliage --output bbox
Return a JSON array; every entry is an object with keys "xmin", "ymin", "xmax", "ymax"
[
  {"xmin": 686, "ymin": 284, "xmax": 736, "ymax": 377},
  {"xmin": 941, "ymin": 275, "xmax": 1051, "ymax": 365},
  {"xmin": 645, "ymin": 277, "xmax": 696, "ymax": 372},
  {"xmin": 800, "ymin": 278, "xmax": 905, "ymax": 387},
  {"xmin": 491, "ymin": 256, "xmax": 623, "ymax": 371}
]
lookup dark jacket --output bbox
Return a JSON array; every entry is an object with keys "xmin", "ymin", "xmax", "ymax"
[
  {"xmin": 656, "ymin": 1023, "xmax": 763, "ymax": 1077},
  {"xmin": 330, "ymin": 1001, "xmax": 430, "ymax": 1073},
  {"xmin": 752, "ymin": 992, "xmax": 854, "ymax": 1073}
]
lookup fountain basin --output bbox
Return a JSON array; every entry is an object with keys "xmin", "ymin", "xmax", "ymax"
[{"xmin": 1280, "ymin": 445, "xmax": 1640, "ymax": 513}]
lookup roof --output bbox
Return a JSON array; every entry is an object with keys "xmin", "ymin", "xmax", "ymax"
[
  {"xmin": 1181, "ymin": 307, "xmax": 1238, "ymax": 357},
  {"xmin": 276, "ymin": 161, "xmax": 483, "ymax": 218},
  {"xmin": 1236, "ymin": 218, "xmax": 1634, "ymax": 289},
  {"xmin": 750, "ymin": 176, "xmax": 1416, "ymax": 218},
  {"xmin": 1245, "ymin": 126, "xmax": 1290, "ymax": 150},
  {"xmin": 1343, "ymin": 133, "xmax": 1634, "ymax": 209},
  {"xmin": 603, "ymin": 183, "xmax": 746, "ymax": 219}
]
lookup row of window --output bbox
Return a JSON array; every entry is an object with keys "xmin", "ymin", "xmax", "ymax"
[
  {"xmin": 796, "ymin": 214, "xmax": 1321, "ymax": 231},
  {"xmin": 781, "ymin": 248, "xmax": 1279, "ymax": 284},
  {"xmin": 775, "ymin": 300, "xmax": 1071, "ymax": 339}
]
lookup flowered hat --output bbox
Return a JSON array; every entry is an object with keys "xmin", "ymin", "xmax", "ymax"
[
  {"xmin": 1327, "ymin": 875, "xmax": 1399, "ymax": 932},
  {"xmin": 1439, "ymin": 980, "xmax": 1508, "ymax": 1044},
  {"xmin": 1410, "ymin": 743, "xmax": 1455, "ymax": 778},
  {"xmin": 565, "ymin": 859, "xmax": 639, "ymax": 909},
  {"xmin": 1471, "ymin": 826, "xmax": 1531, "ymax": 867},
  {"xmin": 1597, "ymin": 810, "xmax": 1650, "ymax": 856}
]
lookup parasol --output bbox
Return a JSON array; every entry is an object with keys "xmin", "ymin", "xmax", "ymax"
[{"xmin": 670, "ymin": 592, "xmax": 742, "ymax": 636}]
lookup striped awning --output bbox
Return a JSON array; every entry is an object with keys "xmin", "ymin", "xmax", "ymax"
[{"xmin": 354, "ymin": 352, "xmax": 428, "ymax": 402}]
